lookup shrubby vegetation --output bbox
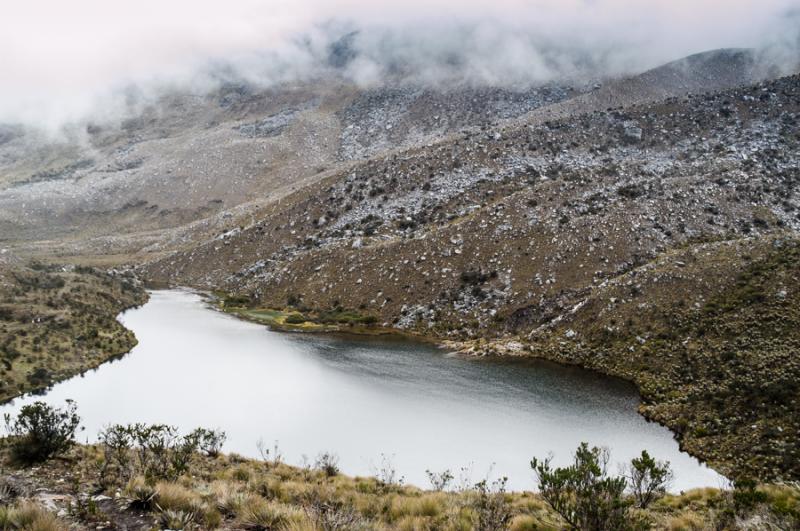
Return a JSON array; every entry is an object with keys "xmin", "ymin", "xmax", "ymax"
[
  {"xmin": 532, "ymin": 443, "xmax": 630, "ymax": 530},
  {"xmin": 0, "ymin": 262, "xmax": 147, "ymax": 403},
  {"xmin": 3, "ymin": 400, "xmax": 80, "ymax": 463},
  {"xmin": 222, "ymin": 293, "xmax": 381, "ymax": 332},
  {"xmin": 98, "ymin": 423, "xmax": 227, "ymax": 483},
  {"xmin": 627, "ymin": 450, "xmax": 673, "ymax": 509},
  {"xmin": 426, "ymin": 469, "xmax": 454, "ymax": 491}
]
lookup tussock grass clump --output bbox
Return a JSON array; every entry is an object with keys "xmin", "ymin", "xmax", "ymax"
[
  {"xmin": 154, "ymin": 481, "xmax": 202, "ymax": 513},
  {"xmin": 665, "ymin": 511, "xmax": 707, "ymax": 530},
  {"xmin": 208, "ymin": 483, "xmax": 253, "ymax": 518},
  {"xmin": 389, "ymin": 493, "xmax": 445, "ymax": 520},
  {"xmin": 230, "ymin": 463, "xmax": 252, "ymax": 482},
  {"xmin": 0, "ymin": 501, "xmax": 65, "ymax": 531},
  {"xmin": 241, "ymin": 497, "xmax": 311, "ymax": 529},
  {"xmin": 760, "ymin": 483, "xmax": 800, "ymax": 519}
]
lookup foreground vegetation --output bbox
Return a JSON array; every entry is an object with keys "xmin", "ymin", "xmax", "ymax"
[
  {"xmin": 0, "ymin": 261, "xmax": 148, "ymax": 404},
  {"xmin": 2, "ymin": 402, "xmax": 799, "ymax": 530}
]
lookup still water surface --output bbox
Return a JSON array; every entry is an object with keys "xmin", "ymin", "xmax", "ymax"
[{"xmin": 1, "ymin": 290, "xmax": 724, "ymax": 490}]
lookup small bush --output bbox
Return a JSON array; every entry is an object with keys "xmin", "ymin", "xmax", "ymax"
[
  {"xmin": 285, "ymin": 313, "xmax": 308, "ymax": 325},
  {"xmin": 732, "ymin": 478, "xmax": 768, "ymax": 512},
  {"xmin": 626, "ymin": 450, "xmax": 673, "ymax": 508},
  {"xmin": 426, "ymin": 469, "xmax": 454, "ymax": 491},
  {"xmin": 473, "ymin": 477, "xmax": 512, "ymax": 531},
  {"xmin": 99, "ymin": 424, "xmax": 134, "ymax": 483},
  {"xmin": 3, "ymin": 400, "xmax": 80, "ymax": 464},
  {"xmin": 315, "ymin": 452, "xmax": 340, "ymax": 477},
  {"xmin": 531, "ymin": 442, "xmax": 630, "ymax": 530},
  {"xmin": 374, "ymin": 454, "xmax": 403, "ymax": 488}
]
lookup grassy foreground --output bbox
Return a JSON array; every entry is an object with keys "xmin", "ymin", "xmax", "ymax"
[
  {"xmin": 0, "ymin": 262, "xmax": 148, "ymax": 404},
  {"xmin": 1, "ymin": 440, "xmax": 799, "ymax": 531}
]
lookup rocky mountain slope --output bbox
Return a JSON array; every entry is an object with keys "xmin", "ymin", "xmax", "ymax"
[
  {"xmin": 0, "ymin": 49, "xmax": 783, "ymax": 259},
  {"xmin": 0, "ymin": 81, "xmax": 575, "ymax": 248},
  {"xmin": 143, "ymin": 69, "xmax": 800, "ymax": 481},
  {"xmin": 144, "ymin": 73, "xmax": 799, "ymax": 321}
]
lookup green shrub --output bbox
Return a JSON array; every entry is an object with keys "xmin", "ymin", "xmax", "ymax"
[
  {"xmin": 189, "ymin": 427, "xmax": 227, "ymax": 457},
  {"xmin": 314, "ymin": 452, "xmax": 340, "ymax": 477},
  {"xmin": 99, "ymin": 424, "xmax": 134, "ymax": 482},
  {"xmin": 425, "ymin": 469, "xmax": 454, "ymax": 491},
  {"xmin": 733, "ymin": 478, "xmax": 768, "ymax": 512},
  {"xmin": 626, "ymin": 450, "xmax": 673, "ymax": 508},
  {"xmin": 285, "ymin": 313, "xmax": 308, "ymax": 325},
  {"xmin": 3, "ymin": 400, "xmax": 80, "ymax": 464},
  {"xmin": 531, "ymin": 442, "xmax": 630, "ymax": 530},
  {"xmin": 98, "ymin": 423, "xmax": 222, "ymax": 481}
]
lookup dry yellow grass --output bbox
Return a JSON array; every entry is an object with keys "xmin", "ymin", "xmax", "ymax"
[
  {"xmin": 0, "ymin": 501, "xmax": 65, "ymax": 531},
  {"xmin": 4, "ymin": 443, "xmax": 800, "ymax": 530}
]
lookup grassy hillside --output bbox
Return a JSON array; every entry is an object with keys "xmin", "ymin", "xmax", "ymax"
[{"xmin": 0, "ymin": 261, "xmax": 148, "ymax": 403}]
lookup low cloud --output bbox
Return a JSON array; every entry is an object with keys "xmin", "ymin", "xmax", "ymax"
[{"xmin": 2, "ymin": 0, "xmax": 798, "ymax": 129}]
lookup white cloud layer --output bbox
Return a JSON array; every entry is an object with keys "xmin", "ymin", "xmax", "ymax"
[{"xmin": 2, "ymin": 0, "xmax": 798, "ymax": 128}]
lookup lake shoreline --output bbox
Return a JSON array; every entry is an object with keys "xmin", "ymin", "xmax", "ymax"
[{"xmin": 0, "ymin": 289, "xmax": 723, "ymax": 492}]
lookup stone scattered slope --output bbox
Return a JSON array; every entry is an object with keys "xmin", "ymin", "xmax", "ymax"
[
  {"xmin": 0, "ymin": 83, "xmax": 575, "ymax": 247},
  {"xmin": 0, "ymin": 49, "xmax": 780, "ymax": 258},
  {"xmin": 143, "ymin": 73, "xmax": 800, "ymax": 480},
  {"xmin": 145, "ymin": 73, "xmax": 800, "ymax": 327}
]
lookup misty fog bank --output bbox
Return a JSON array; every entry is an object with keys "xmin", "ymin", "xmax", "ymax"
[{"xmin": 2, "ymin": 0, "xmax": 798, "ymax": 130}]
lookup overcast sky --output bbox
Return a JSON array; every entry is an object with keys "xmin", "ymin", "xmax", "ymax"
[{"xmin": 2, "ymin": 0, "xmax": 798, "ymax": 128}]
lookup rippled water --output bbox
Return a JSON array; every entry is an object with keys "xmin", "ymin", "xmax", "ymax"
[{"xmin": 0, "ymin": 290, "xmax": 724, "ymax": 490}]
